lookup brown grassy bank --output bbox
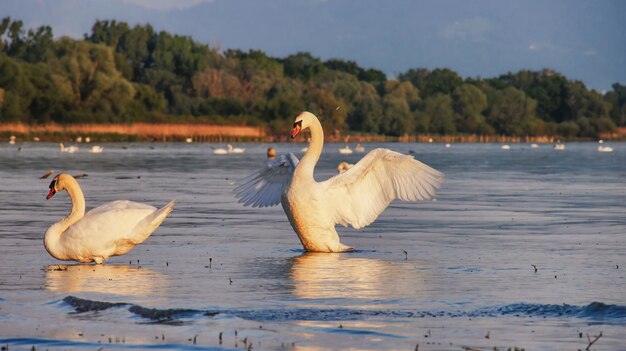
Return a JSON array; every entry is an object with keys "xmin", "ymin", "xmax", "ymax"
[
  {"xmin": 0, "ymin": 123, "xmax": 266, "ymax": 142},
  {"xmin": 1, "ymin": 123, "xmax": 623, "ymax": 143}
]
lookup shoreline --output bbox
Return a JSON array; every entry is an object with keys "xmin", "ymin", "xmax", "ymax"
[{"xmin": 1, "ymin": 123, "xmax": 624, "ymax": 143}]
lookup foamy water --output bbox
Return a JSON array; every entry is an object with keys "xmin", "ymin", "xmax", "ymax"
[{"xmin": 0, "ymin": 141, "xmax": 625, "ymax": 350}]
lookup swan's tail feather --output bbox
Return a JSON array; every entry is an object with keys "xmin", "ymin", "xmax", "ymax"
[{"xmin": 130, "ymin": 200, "xmax": 175, "ymax": 244}]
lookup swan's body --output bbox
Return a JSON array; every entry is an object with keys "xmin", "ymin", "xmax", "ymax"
[
  {"xmin": 531, "ymin": 143, "xmax": 539, "ymax": 148},
  {"xmin": 60, "ymin": 143, "xmax": 79, "ymax": 153},
  {"xmin": 89, "ymin": 146, "xmax": 103, "ymax": 153},
  {"xmin": 338, "ymin": 145, "xmax": 353, "ymax": 154},
  {"xmin": 231, "ymin": 145, "xmax": 245, "ymax": 153},
  {"xmin": 501, "ymin": 144, "xmax": 511, "ymax": 150},
  {"xmin": 45, "ymin": 174, "xmax": 175, "ymax": 263},
  {"xmin": 598, "ymin": 145, "xmax": 613, "ymax": 152},
  {"xmin": 213, "ymin": 144, "xmax": 245, "ymax": 155},
  {"xmin": 354, "ymin": 144, "xmax": 365, "ymax": 153},
  {"xmin": 213, "ymin": 147, "xmax": 228, "ymax": 155},
  {"xmin": 554, "ymin": 143, "xmax": 565, "ymax": 151},
  {"xmin": 235, "ymin": 112, "xmax": 443, "ymax": 252}
]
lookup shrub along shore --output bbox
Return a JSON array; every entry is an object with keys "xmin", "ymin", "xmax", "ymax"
[{"xmin": 0, "ymin": 17, "xmax": 625, "ymax": 142}]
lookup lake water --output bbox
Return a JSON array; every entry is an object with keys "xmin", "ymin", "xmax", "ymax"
[{"xmin": 0, "ymin": 141, "xmax": 624, "ymax": 350}]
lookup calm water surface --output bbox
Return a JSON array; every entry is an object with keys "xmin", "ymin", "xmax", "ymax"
[{"xmin": 0, "ymin": 141, "xmax": 625, "ymax": 350}]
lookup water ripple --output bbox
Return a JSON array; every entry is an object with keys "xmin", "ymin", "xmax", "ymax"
[{"xmin": 62, "ymin": 296, "xmax": 626, "ymax": 324}]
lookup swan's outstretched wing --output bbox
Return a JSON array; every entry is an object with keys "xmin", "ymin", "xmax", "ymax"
[
  {"xmin": 322, "ymin": 148, "xmax": 443, "ymax": 229},
  {"xmin": 234, "ymin": 153, "xmax": 299, "ymax": 207}
]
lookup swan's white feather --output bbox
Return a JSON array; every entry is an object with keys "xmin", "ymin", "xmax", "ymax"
[
  {"xmin": 234, "ymin": 153, "xmax": 299, "ymax": 208},
  {"xmin": 62, "ymin": 201, "xmax": 173, "ymax": 250},
  {"xmin": 322, "ymin": 148, "xmax": 444, "ymax": 229},
  {"xmin": 234, "ymin": 111, "xmax": 444, "ymax": 252}
]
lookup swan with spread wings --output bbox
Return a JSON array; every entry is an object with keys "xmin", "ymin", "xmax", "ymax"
[{"xmin": 235, "ymin": 111, "xmax": 443, "ymax": 252}]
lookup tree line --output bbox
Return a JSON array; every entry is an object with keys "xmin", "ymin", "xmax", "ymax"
[{"xmin": 0, "ymin": 17, "xmax": 624, "ymax": 138}]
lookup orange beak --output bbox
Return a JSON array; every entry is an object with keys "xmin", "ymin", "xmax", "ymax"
[{"xmin": 291, "ymin": 123, "xmax": 302, "ymax": 139}]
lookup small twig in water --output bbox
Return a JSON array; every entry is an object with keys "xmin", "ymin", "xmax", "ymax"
[
  {"xmin": 586, "ymin": 332, "xmax": 603, "ymax": 350},
  {"xmin": 531, "ymin": 264, "xmax": 538, "ymax": 273}
]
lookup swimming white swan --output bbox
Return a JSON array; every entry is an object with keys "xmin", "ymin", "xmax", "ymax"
[
  {"xmin": 354, "ymin": 144, "xmax": 365, "ymax": 153},
  {"xmin": 44, "ymin": 174, "xmax": 175, "ymax": 263},
  {"xmin": 230, "ymin": 145, "xmax": 245, "ymax": 153},
  {"xmin": 59, "ymin": 143, "xmax": 79, "ymax": 153},
  {"xmin": 338, "ymin": 145, "xmax": 353, "ymax": 154},
  {"xmin": 213, "ymin": 144, "xmax": 245, "ymax": 155},
  {"xmin": 235, "ymin": 111, "xmax": 443, "ymax": 252},
  {"xmin": 89, "ymin": 146, "xmax": 103, "ymax": 153}
]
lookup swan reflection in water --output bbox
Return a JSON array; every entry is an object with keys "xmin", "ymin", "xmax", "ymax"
[
  {"xmin": 288, "ymin": 253, "xmax": 430, "ymax": 347},
  {"xmin": 290, "ymin": 253, "xmax": 430, "ymax": 300},
  {"xmin": 45, "ymin": 264, "xmax": 166, "ymax": 296}
]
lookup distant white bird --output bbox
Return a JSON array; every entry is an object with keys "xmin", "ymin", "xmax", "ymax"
[
  {"xmin": 185, "ymin": 137, "xmax": 193, "ymax": 143},
  {"xmin": 598, "ymin": 145, "xmax": 613, "ymax": 152},
  {"xmin": 501, "ymin": 144, "xmax": 511, "ymax": 150},
  {"xmin": 338, "ymin": 145, "xmax": 353, "ymax": 154},
  {"xmin": 59, "ymin": 143, "xmax": 79, "ymax": 153},
  {"xmin": 212, "ymin": 146, "xmax": 229, "ymax": 155},
  {"xmin": 231, "ymin": 145, "xmax": 245, "ymax": 153},
  {"xmin": 553, "ymin": 143, "xmax": 565, "ymax": 151},
  {"xmin": 444, "ymin": 143, "xmax": 451, "ymax": 148},
  {"xmin": 213, "ymin": 144, "xmax": 245, "ymax": 155},
  {"xmin": 354, "ymin": 144, "xmax": 365, "ymax": 153},
  {"xmin": 75, "ymin": 136, "xmax": 82, "ymax": 143},
  {"xmin": 235, "ymin": 112, "xmax": 443, "ymax": 252},
  {"xmin": 531, "ymin": 143, "xmax": 539, "ymax": 148},
  {"xmin": 9, "ymin": 135, "xmax": 16, "ymax": 144},
  {"xmin": 89, "ymin": 146, "xmax": 104, "ymax": 153},
  {"xmin": 44, "ymin": 174, "xmax": 175, "ymax": 264},
  {"xmin": 84, "ymin": 137, "xmax": 91, "ymax": 143}
]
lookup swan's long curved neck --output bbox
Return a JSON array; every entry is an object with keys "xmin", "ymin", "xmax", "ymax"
[
  {"xmin": 45, "ymin": 178, "xmax": 86, "ymax": 252},
  {"xmin": 296, "ymin": 118, "xmax": 324, "ymax": 179}
]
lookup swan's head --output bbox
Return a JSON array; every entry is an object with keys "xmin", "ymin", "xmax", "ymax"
[
  {"xmin": 291, "ymin": 111, "xmax": 317, "ymax": 139},
  {"xmin": 46, "ymin": 173, "xmax": 73, "ymax": 200}
]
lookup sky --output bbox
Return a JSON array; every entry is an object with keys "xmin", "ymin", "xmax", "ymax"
[{"xmin": 1, "ymin": 0, "xmax": 624, "ymax": 91}]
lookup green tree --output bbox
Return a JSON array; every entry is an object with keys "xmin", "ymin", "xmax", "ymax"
[
  {"xmin": 452, "ymin": 84, "xmax": 487, "ymax": 133},
  {"xmin": 282, "ymin": 52, "xmax": 324, "ymax": 81},
  {"xmin": 424, "ymin": 93, "xmax": 456, "ymax": 134},
  {"xmin": 486, "ymin": 87, "xmax": 537, "ymax": 135},
  {"xmin": 380, "ymin": 81, "xmax": 419, "ymax": 135},
  {"xmin": 399, "ymin": 68, "xmax": 463, "ymax": 98}
]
